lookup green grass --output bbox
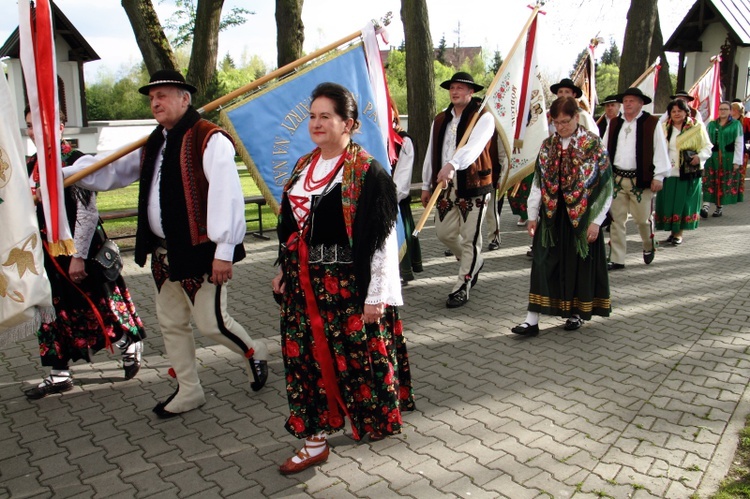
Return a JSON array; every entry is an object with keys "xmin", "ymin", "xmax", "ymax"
[
  {"xmin": 710, "ymin": 415, "xmax": 750, "ymax": 498},
  {"xmin": 96, "ymin": 167, "xmax": 278, "ymax": 248}
]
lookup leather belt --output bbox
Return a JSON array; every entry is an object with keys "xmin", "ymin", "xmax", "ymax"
[{"xmin": 613, "ymin": 166, "xmax": 637, "ymax": 178}]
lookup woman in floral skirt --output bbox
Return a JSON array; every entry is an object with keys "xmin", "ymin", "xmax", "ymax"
[
  {"xmin": 24, "ymin": 109, "xmax": 145, "ymax": 399},
  {"xmin": 271, "ymin": 83, "xmax": 414, "ymax": 474},
  {"xmin": 701, "ymin": 101, "xmax": 744, "ymax": 218}
]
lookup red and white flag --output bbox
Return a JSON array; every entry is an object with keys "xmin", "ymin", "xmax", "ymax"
[
  {"xmin": 689, "ymin": 55, "xmax": 722, "ymax": 122},
  {"xmin": 484, "ymin": 5, "xmax": 547, "ymax": 191},
  {"xmin": 18, "ymin": 0, "xmax": 74, "ymax": 256}
]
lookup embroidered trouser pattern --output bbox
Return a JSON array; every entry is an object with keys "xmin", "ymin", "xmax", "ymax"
[
  {"xmin": 435, "ymin": 185, "xmax": 489, "ymax": 295},
  {"xmin": 152, "ymin": 249, "xmax": 267, "ymax": 413},
  {"xmin": 610, "ymin": 176, "xmax": 655, "ymax": 265}
]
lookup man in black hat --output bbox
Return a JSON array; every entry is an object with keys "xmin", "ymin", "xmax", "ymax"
[
  {"xmin": 549, "ymin": 78, "xmax": 599, "ymax": 135},
  {"xmin": 421, "ymin": 71, "xmax": 498, "ymax": 308},
  {"xmin": 660, "ymin": 89, "xmax": 703, "ymax": 124},
  {"xmin": 597, "ymin": 94, "xmax": 621, "ymax": 137},
  {"xmin": 64, "ymin": 69, "xmax": 269, "ymax": 417},
  {"xmin": 602, "ymin": 87, "xmax": 670, "ymax": 270}
]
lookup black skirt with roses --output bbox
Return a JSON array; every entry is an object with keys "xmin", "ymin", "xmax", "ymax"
[{"xmin": 278, "ymin": 247, "xmax": 414, "ymax": 441}]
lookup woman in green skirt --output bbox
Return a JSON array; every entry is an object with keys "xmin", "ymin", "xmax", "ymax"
[
  {"xmin": 701, "ymin": 101, "xmax": 744, "ymax": 218},
  {"xmin": 511, "ymin": 97, "xmax": 612, "ymax": 336},
  {"xmin": 655, "ymin": 99, "xmax": 712, "ymax": 245}
]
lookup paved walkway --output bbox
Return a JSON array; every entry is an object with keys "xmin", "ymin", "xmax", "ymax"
[{"xmin": 2, "ymin": 194, "xmax": 750, "ymax": 498}]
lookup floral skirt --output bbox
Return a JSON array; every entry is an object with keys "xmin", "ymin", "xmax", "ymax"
[
  {"xmin": 528, "ymin": 208, "xmax": 611, "ymax": 320},
  {"xmin": 655, "ymin": 176, "xmax": 702, "ymax": 232},
  {"xmin": 37, "ymin": 253, "xmax": 145, "ymax": 368},
  {"xmin": 702, "ymin": 154, "xmax": 745, "ymax": 205},
  {"xmin": 279, "ymin": 247, "xmax": 414, "ymax": 440}
]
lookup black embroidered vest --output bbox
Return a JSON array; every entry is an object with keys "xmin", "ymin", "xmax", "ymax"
[{"xmin": 134, "ymin": 108, "xmax": 246, "ymax": 280}]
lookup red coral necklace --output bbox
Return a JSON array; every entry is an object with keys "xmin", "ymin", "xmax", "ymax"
[{"xmin": 303, "ymin": 152, "xmax": 345, "ymax": 192}]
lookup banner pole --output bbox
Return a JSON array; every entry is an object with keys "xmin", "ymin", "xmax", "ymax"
[{"xmin": 65, "ymin": 25, "xmax": 386, "ymax": 187}]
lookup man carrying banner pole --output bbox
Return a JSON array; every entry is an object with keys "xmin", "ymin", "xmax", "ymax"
[
  {"xmin": 420, "ymin": 72, "xmax": 497, "ymax": 308},
  {"xmin": 63, "ymin": 70, "xmax": 269, "ymax": 418}
]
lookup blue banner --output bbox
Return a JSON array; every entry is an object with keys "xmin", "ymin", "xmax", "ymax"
[{"xmin": 222, "ymin": 44, "xmax": 390, "ymax": 213}]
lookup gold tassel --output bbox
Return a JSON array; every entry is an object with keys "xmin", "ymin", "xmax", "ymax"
[{"xmin": 46, "ymin": 239, "xmax": 76, "ymax": 257}]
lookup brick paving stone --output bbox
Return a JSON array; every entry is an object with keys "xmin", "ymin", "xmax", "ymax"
[
  {"xmin": 80, "ymin": 467, "xmax": 136, "ymax": 498},
  {"xmin": 1, "ymin": 474, "xmax": 51, "ymax": 498},
  {"xmin": 483, "ymin": 472, "xmax": 544, "ymax": 499},
  {"xmin": 121, "ymin": 467, "xmax": 178, "ymax": 496},
  {"xmin": 394, "ymin": 477, "xmax": 457, "ymax": 498},
  {"xmin": 107, "ymin": 450, "xmax": 157, "ymax": 479},
  {"xmin": 202, "ymin": 466, "xmax": 259, "ymax": 496},
  {"xmin": 4, "ymin": 199, "xmax": 750, "ymax": 497},
  {"xmin": 32, "ymin": 452, "xmax": 81, "ymax": 482},
  {"xmin": 334, "ymin": 443, "xmax": 392, "ymax": 472},
  {"xmin": 70, "ymin": 449, "xmax": 117, "ymax": 481},
  {"xmin": 0, "ymin": 452, "xmax": 36, "ymax": 482},
  {"xmin": 39, "ymin": 471, "xmax": 93, "ymax": 498},
  {"xmin": 161, "ymin": 465, "xmax": 216, "ymax": 496}
]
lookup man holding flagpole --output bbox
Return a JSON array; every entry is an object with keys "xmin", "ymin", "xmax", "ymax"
[
  {"xmin": 63, "ymin": 70, "xmax": 269, "ymax": 418},
  {"xmin": 421, "ymin": 72, "xmax": 497, "ymax": 308}
]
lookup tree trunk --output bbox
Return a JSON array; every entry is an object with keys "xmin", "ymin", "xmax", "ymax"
[
  {"xmin": 187, "ymin": 0, "xmax": 224, "ymax": 100},
  {"xmin": 649, "ymin": 10, "xmax": 672, "ymax": 112},
  {"xmin": 276, "ymin": 0, "xmax": 305, "ymax": 68},
  {"xmin": 121, "ymin": 0, "xmax": 177, "ymax": 75},
  {"xmin": 618, "ymin": 0, "xmax": 658, "ymax": 92},
  {"xmin": 401, "ymin": 0, "xmax": 434, "ymax": 182}
]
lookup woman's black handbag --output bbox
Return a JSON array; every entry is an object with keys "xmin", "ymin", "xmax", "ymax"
[
  {"xmin": 679, "ymin": 150, "xmax": 701, "ymax": 180},
  {"xmin": 89, "ymin": 222, "xmax": 123, "ymax": 282}
]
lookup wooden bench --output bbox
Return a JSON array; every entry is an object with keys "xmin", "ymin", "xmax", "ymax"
[{"xmin": 99, "ymin": 195, "xmax": 269, "ymax": 244}]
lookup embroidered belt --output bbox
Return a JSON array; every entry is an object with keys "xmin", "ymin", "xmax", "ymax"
[
  {"xmin": 613, "ymin": 166, "xmax": 637, "ymax": 178},
  {"xmin": 307, "ymin": 244, "xmax": 353, "ymax": 264}
]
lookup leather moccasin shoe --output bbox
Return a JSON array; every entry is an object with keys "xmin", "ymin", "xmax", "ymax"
[
  {"xmin": 700, "ymin": 205, "xmax": 709, "ymax": 219},
  {"xmin": 446, "ymin": 290, "xmax": 468, "ymax": 308},
  {"xmin": 511, "ymin": 322, "xmax": 539, "ymax": 336},
  {"xmin": 24, "ymin": 377, "xmax": 73, "ymax": 400},
  {"xmin": 152, "ymin": 401, "xmax": 181, "ymax": 419},
  {"xmin": 607, "ymin": 262, "xmax": 625, "ymax": 271},
  {"xmin": 250, "ymin": 360, "xmax": 268, "ymax": 392},
  {"xmin": 643, "ymin": 250, "xmax": 654, "ymax": 265},
  {"xmin": 564, "ymin": 317, "xmax": 584, "ymax": 331},
  {"xmin": 488, "ymin": 237, "xmax": 501, "ymax": 251},
  {"xmin": 279, "ymin": 444, "xmax": 330, "ymax": 475}
]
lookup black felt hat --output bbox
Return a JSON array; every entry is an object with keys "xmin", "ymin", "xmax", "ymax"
[
  {"xmin": 669, "ymin": 89, "xmax": 695, "ymax": 102},
  {"xmin": 138, "ymin": 69, "xmax": 197, "ymax": 95},
  {"xmin": 440, "ymin": 72, "xmax": 484, "ymax": 92},
  {"xmin": 616, "ymin": 87, "xmax": 652, "ymax": 105},
  {"xmin": 601, "ymin": 94, "xmax": 619, "ymax": 105},
  {"xmin": 550, "ymin": 78, "xmax": 583, "ymax": 98}
]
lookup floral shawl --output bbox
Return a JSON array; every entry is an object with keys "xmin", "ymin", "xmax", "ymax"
[
  {"xmin": 535, "ymin": 125, "xmax": 612, "ymax": 258},
  {"xmin": 284, "ymin": 141, "xmax": 374, "ymax": 248}
]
